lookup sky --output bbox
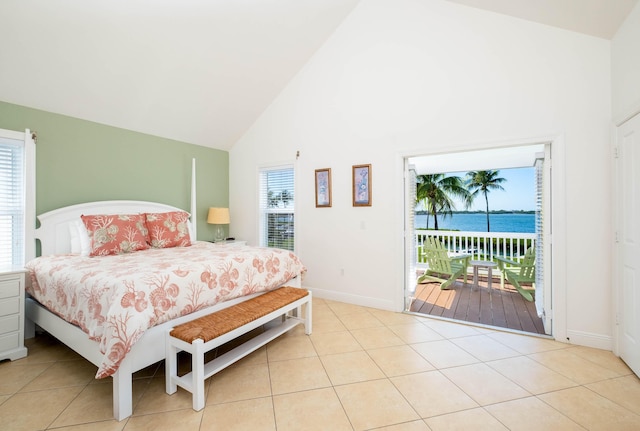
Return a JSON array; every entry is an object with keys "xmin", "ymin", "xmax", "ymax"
[{"xmin": 417, "ymin": 167, "xmax": 536, "ymax": 212}]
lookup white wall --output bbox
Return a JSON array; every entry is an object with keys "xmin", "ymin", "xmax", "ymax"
[
  {"xmin": 612, "ymin": 0, "xmax": 640, "ymax": 122},
  {"xmin": 230, "ymin": 0, "xmax": 613, "ymax": 347}
]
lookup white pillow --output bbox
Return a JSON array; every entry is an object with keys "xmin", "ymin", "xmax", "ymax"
[{"xmin": 69, "ymin": 219, "xmax": 91, "ymax": 256}]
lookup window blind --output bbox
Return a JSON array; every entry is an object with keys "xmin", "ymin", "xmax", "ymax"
[
  {"xmin": 0, "ymin": 137, "xmax": 25, "ymax": 267},
  {"xmin": 407, "ymin": 164, "xmax": 417, "ymax": 299},
  {"xmin": 534, "ymin": 155, "xmax": 544, "ymax": 317},
  {"xmin": 259, "ymin": 166, "xmax": 295, "ymax": 251}
]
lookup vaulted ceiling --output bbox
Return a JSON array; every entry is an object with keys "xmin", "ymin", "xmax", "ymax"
[
  {"xmin": 447, "ymin": 0, "xmax": 637, "ymax": 40},
  {"xmin": 0, "ymin": 0, "xmax": 636, "ymax": 151}
]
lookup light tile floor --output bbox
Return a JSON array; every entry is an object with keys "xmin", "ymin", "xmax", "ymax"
[{"xmin": 1, "ymin": 298, "xmax": 640, "ymax": 430}]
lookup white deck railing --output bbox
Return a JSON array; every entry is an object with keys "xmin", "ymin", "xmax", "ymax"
[{"xmin": 415, "ymin": 230, "xmax": 536, "ymax": 264}]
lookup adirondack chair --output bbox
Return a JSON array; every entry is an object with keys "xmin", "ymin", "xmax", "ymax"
[
  {"xmin": 417, "ymin": 237, "xmax": 471, "ymax": 290},
  {"xmin": 417, "ymin": 245, "xmax": 428, "ymax": 264},
  {"xmin": 496, "ymin": 247, "xmax": 536, "ymax": 301}
]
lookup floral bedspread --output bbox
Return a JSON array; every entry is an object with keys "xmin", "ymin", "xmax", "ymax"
[{"xmin": 25, "ymin": 242, "xmax": 306, "ymax": 378}]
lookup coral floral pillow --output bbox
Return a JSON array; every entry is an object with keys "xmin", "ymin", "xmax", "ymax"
[
  {"xmin": 81, "ymin": 213, "xmax": 150, "ymax": 257},
  {"xmin": 145, "ymin": 211, "xmax": 192, "ymax": 248}
]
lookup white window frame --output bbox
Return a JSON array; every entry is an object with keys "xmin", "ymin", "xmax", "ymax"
[
  {"xmin": 258, "ymin": 164, "xmax": 295, "ymax": 251},
  {"xmin": 0, "ymin": 128, "xmax": 35, "ymax": 267}
]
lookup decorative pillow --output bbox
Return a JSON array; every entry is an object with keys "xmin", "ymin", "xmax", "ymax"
[
  {"xmin": 69, "ymin": 219, "xmax": 91, "ymax": 256},
  {"xmin": 145, "ymin": 211, "xmax": 192, "ymax": 248},
  {"xmin": 81, "ymin": 213, "xmax": 150, "ymax": 257}
]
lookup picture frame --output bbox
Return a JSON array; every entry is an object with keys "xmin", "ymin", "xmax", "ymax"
[
  {"xmin": 352, "ymin": 164, "xmax": 372, "ymax": 207},
  {"xmin": 315, "ymin": 168, "xmax": 332, "ymax": 207}
]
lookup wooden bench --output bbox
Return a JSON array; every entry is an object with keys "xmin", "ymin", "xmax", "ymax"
[{"xmin": 165, "ymin": 286, "xmax": 312, "ymax": 410}]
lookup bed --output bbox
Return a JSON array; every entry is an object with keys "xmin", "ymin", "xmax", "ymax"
[{"xmin": 24, "ymin": 199, "xmax": 305, "ymax": 421}]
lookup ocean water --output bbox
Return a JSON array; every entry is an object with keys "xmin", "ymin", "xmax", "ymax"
[{"xmin": 415, "ymin": 212, "xmax": 535, "ymax": 233}]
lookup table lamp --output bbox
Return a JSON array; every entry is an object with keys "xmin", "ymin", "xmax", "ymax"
[{"xmin": 207, "ymin": 207, "xmax": 230, "ymax": 242}]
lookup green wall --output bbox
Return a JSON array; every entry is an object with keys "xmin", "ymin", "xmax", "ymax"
[{"xmin": 0, "ymin": 101, "xmax": 229, "ymax": 241}]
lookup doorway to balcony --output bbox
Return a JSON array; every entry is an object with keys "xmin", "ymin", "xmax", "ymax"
[{"xmin": 403, "ymin": 143, "xmax": 552, "ymax": 336}]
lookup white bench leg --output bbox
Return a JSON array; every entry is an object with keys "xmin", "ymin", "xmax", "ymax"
[
  {"xmin": 166, "ymin": 333, "xmax": 178, "ymax": 395},
  {"xmin": 305, "ymin": 295, "xmax": 312, "ymax": 335},
  {"xmin": 192, "ymin": 339, "xmax": 205, "ymax": 411}
]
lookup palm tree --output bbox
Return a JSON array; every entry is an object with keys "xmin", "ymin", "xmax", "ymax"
[
  {"xmin": 280, "ymin": 189, "xmax": 293, "ymax": 207},
  {"xmin": 268, "ymin": 190, "xmax": 279, "ymax": 208},
  {"xmin": 268, "ymin": 190, "xmax": 293, "ymax": 208},
  {"xmin": 416, "ymin": 174, "xmax": 470, "ymax": 230},
  {"xmin": 465, "ymin": 170, "xmax": 506, "ymax": 232}
]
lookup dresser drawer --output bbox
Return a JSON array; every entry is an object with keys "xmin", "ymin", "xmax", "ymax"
[
  {"xmin": 0, "ymin": 297, "xmax": 19, "ymax": 316},
  {"xmin": 0, "ymin": 332, "xmax": 19, "ymax": 352},
  {"xmin": 0, "ymin": 270, "xmax": 26, "ymax": 361},
  {"xmin": 0, "ymin": 314, "xmax": 20, "ymax": 335},
  {"xmin": 0, "ymin": 276, "xmax": 20, "ymax": 299}
]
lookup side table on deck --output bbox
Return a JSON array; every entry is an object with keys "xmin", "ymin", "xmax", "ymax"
[{"xmin": 470, "ymin": 260, "xmax": 497, "ymax": 292}]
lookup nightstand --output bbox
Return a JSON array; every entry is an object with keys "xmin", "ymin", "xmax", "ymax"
[
  {"xmin": 0, "ymin": 268, "xmax": 28, "ymax": 361},
  {"xmin": 212, "ymin": 240, "xmax": 247, "ymax": 247}
]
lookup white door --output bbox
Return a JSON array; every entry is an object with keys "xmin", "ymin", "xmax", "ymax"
[
  {"xmin": 404, "ymin": 161, "xmax": 417, "ymax": 310},
  {"xmin": 618, "ymin": 113, "xmax": 640, "ymax": 376},
  {"xmin": 534, "ymin": 144, "xmax": 553, "ymax": 334}
]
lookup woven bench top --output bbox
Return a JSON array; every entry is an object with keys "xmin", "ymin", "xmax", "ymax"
[{"xmin": 170, "ymin": 286, "xmax": 309, "ymax": 343}]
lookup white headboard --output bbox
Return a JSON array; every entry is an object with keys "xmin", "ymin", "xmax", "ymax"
[
  {"xmin": 28, "ymin": 158, "xmax": 198, "ymax": 260},
  {"xmin": 34, "ymin": 201, "xmax": 194, "ymax": 257}
]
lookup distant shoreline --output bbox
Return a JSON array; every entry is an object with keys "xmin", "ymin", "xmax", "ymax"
[
  {"xmin": 414, "ymin": 212, "xmax": 535, "ymax": 233},
  {"xmin": 416, "ymin": 210, "xmax": 535, "ymax": 215}
]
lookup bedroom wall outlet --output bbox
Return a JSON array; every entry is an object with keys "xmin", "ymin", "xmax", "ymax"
[{"xmin": 340, "ymin": 268, "xmax": 344, "ymax": 276}]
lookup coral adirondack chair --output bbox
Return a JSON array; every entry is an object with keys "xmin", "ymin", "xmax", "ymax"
[
  {"xmin": 417, "ymin": 237, "xmax": 471, "ymax": 290},
  {"xmin": 496, "ymin": 247, "xmax": 536, "ymax": 301}
]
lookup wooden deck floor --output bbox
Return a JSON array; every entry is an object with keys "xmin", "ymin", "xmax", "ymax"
[{"xmin": 409, "ymin": 273, "xmax": 546, "ymax": 335}]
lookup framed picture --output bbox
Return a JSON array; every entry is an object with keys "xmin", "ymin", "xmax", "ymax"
[
  {"xmin": 315, "ymin": 168, "xmax": 332, "ymax": 207},
  {"xmin": 352, "ymin": 164, "xmax": 372, "ymax": 207}
]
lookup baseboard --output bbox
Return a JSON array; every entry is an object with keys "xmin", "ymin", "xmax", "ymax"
[
  {"xmin": 566, "ymin": 329, "xmax": 613, "ymax": 351},
  {"xmin": 304, "ymin": 286, "xmax": 396, "ymax": 311}
]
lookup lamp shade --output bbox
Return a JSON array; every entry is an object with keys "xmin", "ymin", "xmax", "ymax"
[{"xmin": 207, "ymin": 207, "xmax": 230, "ymax": 224}]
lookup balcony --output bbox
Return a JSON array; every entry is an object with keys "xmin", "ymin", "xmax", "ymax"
[
  {"xmin": 410, "ymin": 230, "xmax": 545, "ymax": 334},
  {"xmin": 414, "ymin": 230, "xmax": 536, "ymax": 264}
]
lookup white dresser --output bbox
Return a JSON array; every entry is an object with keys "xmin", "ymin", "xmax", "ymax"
[{"xmin": 0, "ymin": 268, "xmax": 28, "ymax": 361}]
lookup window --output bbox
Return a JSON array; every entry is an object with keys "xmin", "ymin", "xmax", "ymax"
[
  {"xmin": 0, "ymin": 129, "xmax": 30, "ymax": 267},
  {"xmin": 259, "ymin": 165, "xmax": 295, "ymax": 251}
]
